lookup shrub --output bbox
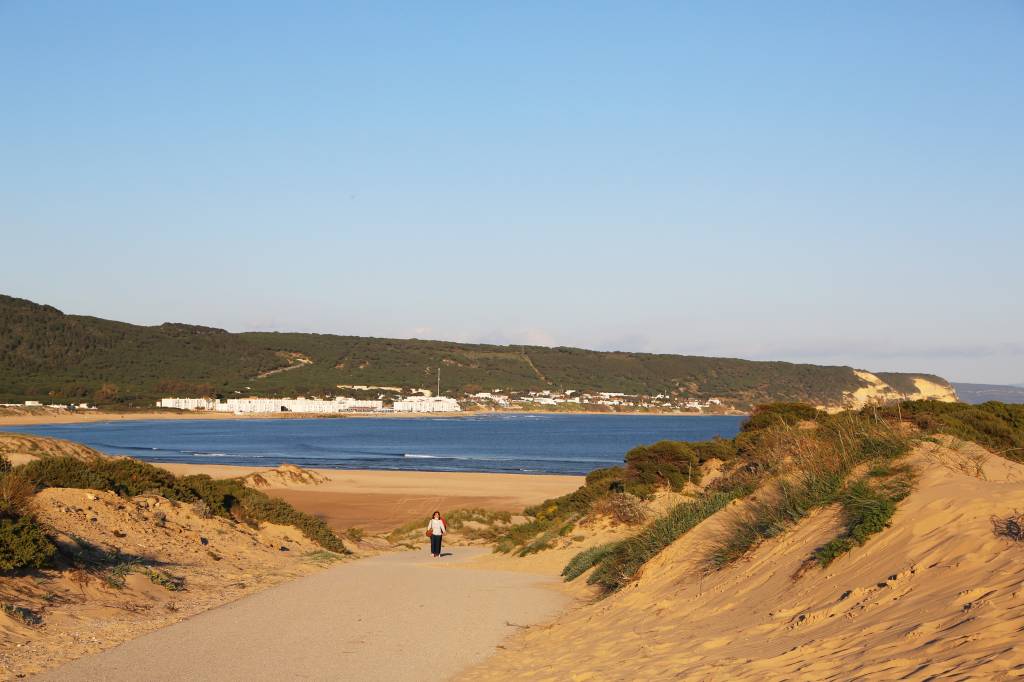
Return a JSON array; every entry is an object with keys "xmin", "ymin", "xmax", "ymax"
[
  {"xmin": 625, "ymin": 440, "xmax": 702, "ymax": 491},
  {"xmin": 690, "ymin": 437, "xmax": 738, "ymax": 462},
  {"xmin": 594, "ymin": 493, "xmax": 647, "ymax": 525},
  {"xmin": 741, "ymin": 403, "xmax": 821, "ymax": 433},
  {"xmin": 191, "ymin": 499, "xmax": 213, "ymax": 519},
  {"xmin": 875, "ymin": 401, "xmax": 1024, "ymax": 461},
  {"xmin": 0, "ymin": 516, "xmax": 55, "ymax": 571},
  {"xmin": 0, "ymin": 455, "xmax": 11, "ymax": 474},
  {"xmin": 0, "ymin": 472, "xmax": 36, "ymax": 520},
  {"xmin": 585, "ymin": 466, "xmax": 626, "ymax": 488},
  {"xmin": 237, "ymin": 494, "xmax": 348, "ymax": 554},
  {"xmin": 141, "ymin": 567, "xmax": 186, "ymax": 591},
  {"xmin": 20, "ymin": 456, "xmax": 349, "ymax": 554},
  {"xmin": 345, "ymin": 527, "xmax": 364, "ymax": 543},
  {"xmin": 21, "ymin": 456, "xmax": 109, "ymax": 491},
  {"xmin": 104, "ymin": 559, "xmax": 143, "ymax": 589}
]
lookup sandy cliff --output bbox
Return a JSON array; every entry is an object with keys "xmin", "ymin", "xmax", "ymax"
[{"xmin": 836, "ymin": 370, "xmax": 958, "ymax": 411}]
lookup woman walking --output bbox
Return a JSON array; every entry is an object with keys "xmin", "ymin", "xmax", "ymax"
[{"xmin": 426, "ymin": 511, "xmax": 446, "ymax": 557}]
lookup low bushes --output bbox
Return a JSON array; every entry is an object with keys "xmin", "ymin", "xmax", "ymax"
[
  {"xmin": 0, "ymin": 516, "xmax": 55, "ymax": 571},
  {"xmin": 19, "ymin": 455, "xmax": 349, "ymax": 555},
  {"xmin": 494, "ymin": 432, "xmax": 745, "ymax": 554},
  {"xmin": 236, "ymin": 494, "xmax": 347, "ymax": 554},
  {"xmin": 0, "ymin": 470, "xmax": 36, "ymax": 519},
  {"xmin": 876, "ymin": 400, "xmax": 1024, "ymax": 461},
  {"xmin": 593, "ymin": 493, "xmax": 647, "ymax": 525},
  {"xmin": 0, "ymin": 462, "xmax": 56, "ymax": 572},
  {"xmin": 625, "ymin": 441, "xmax": 704, "ymax": 490},
  {"xmin": 741, "ymin": 403, "xmax": 822, "ymax": 433}
]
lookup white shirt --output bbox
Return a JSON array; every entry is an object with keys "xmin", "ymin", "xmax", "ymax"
[{"xmin": 427, "ymin": 518, "xmax": 446, "ymax": 535}]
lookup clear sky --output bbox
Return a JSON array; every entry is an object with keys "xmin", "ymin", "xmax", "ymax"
[{"xmin": 2, "ymin": 2, "xmax": 1022, "ymax": 384}]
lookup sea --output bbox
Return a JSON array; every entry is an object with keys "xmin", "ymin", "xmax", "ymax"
[{"xmin": 4, "ymin": 414, "xmax": 745, "ymax": 476}]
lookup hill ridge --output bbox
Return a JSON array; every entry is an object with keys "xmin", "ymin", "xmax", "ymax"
[{"xmin": 0, "ymin": 293, "xmax": 955, "ymax": 409}]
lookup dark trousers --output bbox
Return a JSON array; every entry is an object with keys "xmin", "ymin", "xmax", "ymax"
[{"xmin": 430, "ymin": 534, "xmax": 442, "ymax": 555}]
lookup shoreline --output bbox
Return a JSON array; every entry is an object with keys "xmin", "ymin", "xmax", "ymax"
[{"xmin": 0, "ymin": 407, "xmax": 745, "ymax": 427}]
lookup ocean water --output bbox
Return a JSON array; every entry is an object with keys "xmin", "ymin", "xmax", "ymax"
[{"xmin": 5, "ymin": 414, "xmax": 744, "ymax": 476}]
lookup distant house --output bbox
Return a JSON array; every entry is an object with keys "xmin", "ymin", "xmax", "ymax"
[
  {"xmin": 393, "ymin": 396, "xmax": 461, "ymax": 413},
  {"xmin": 157, "ymin": 396, "xmax": 383, "ymax": 414}
]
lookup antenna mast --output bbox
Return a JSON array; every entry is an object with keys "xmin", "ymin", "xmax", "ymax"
[{"xmin": 437, "ymin": 367, "xmax": 441, "ymax": 396}]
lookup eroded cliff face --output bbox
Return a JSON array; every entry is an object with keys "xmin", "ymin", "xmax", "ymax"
[{"xmin": 832, "ymin": 370, "xmax": 958, "ymax": 412}]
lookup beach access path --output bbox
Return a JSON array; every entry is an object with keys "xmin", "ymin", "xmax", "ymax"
[{"xmin": 38, "ymin": 548, "xmax": 567, "ymax": 681}]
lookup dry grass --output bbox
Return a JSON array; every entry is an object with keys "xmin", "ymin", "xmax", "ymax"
[
  {"xmin": 593, "ymin": 493, "xmax": 648, "ymax": 525},
  {"xmin": 0, "ymin": 471, "xmax": 36, "ymax": 518},
  {"xmin": 992, "ymin": 512, "xmax": 1024, "ymax": 541}
]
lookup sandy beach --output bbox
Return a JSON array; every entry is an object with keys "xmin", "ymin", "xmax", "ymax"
[{"xmin": 156, "ymin": 463, "xmax": 583, "ymax": 533}]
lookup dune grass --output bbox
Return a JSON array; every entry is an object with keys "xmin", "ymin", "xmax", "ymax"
[
  {"xmin": 586, "ymin": 486, "xmax": 755, "ymax": 592},
  {"xmin": 561, "ymin": 541, "xmax": 623, "ymax": 582},
  {"xmin": 814, "ymin": 465, "xmax": 916, "ymax": 567},
  {"xmin": 560, "ymin": 407, "xmax": 918, "ymax": 593},
  {"xmin": 709, "ymin": 413, "xmax": 914, "ymax": 570}
]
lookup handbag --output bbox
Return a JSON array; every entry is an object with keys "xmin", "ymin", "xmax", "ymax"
[{"xmin": 425, "ymin": 528, "xmax": 433, "ymax": 538}]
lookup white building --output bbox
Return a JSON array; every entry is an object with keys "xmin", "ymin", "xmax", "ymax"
[
  {"xmin": 392, "ymin": 396, "xmax": 461, "ymax": 413},
  {"xmin": 158, "ymin": 397, "xmax": 216, "ymax": 411},
  {"xmin": 471, "ymin": 392, "xmax": 510, "ymax": 407},
  {"xmin": 158, "ymin": 396, "xmax": 383, "ymax": 414}
]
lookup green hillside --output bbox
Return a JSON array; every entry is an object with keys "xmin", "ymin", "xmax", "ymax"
[{"xmin": 0, "ymin": 294, "xmax": 952, "ymax": 408}]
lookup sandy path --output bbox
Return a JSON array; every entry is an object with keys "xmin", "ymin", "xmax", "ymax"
[{"xmin": 36, "ymin": 548, "xmax": 567, "ymax": 681}]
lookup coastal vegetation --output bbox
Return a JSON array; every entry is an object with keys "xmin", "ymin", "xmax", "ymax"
[
  {"xmin": 0, "ymin": 455, "xmax": 55, "ymax": 570},
  {"xmin": 870, "ymin": 400, "xmax": 1024, "ymax": 460},
  {"xmin": 0, "ymin": 438, "xmax": 350, "ymax": 573},
  {"xmin": 19, "ymin": 455, "xmax": 349, "ymax": 554},
  {"xmin": 526, "ymin": 400, "xmax": 1024, "ymax": 595},
  {"xmin": 1, "ymin": 294, "xmax": 952, "ymax": 408}
]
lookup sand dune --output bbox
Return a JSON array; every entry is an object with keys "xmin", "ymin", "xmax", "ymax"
[
  {"xmin": 0, "ymin": 437, "xmax": 581, "ymax": 679},
  {"xmin": 0, "ymin": 488, "xmax": 331, "ymax": 679},
  {"xmin": 465, "ymin": 441, "xmax": 1024, "ymax": 680}
]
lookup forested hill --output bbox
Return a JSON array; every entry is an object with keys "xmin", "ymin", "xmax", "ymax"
[{"xmin": 0, "ymin": 294, "xmax": 956, "ymax": 408}]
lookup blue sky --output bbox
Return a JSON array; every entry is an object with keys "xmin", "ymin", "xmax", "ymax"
[{"xmin": 1, "ymin": 2, "xmax": 1021, "ymax": 383}]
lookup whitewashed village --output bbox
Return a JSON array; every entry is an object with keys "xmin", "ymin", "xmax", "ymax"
[{"xmin": 156, "ymin": 388, "xmax": 729, "ymax": 415}]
